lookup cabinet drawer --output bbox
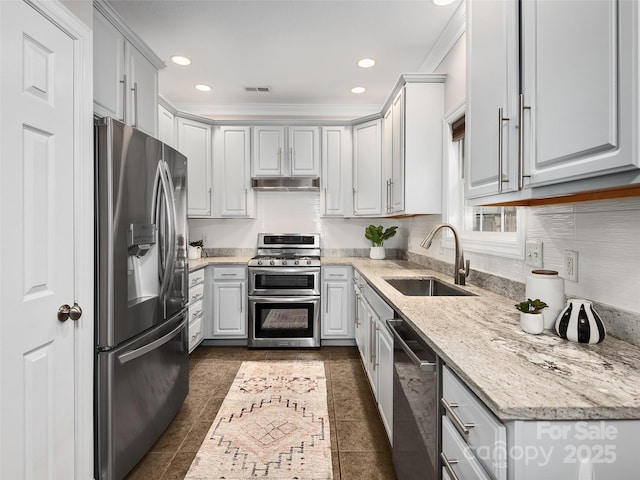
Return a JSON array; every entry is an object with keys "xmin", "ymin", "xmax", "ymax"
[
  {"xmin": 441, "ymin": 415, "xmax": 492, "ymax": 480},
  {"xmin": 188, "ymin": 315, "xmax": 203, "ymax": 353},
  {"xmin": 189, "ymin": 282, "xmax": 204, "ymax": 304},
  {"xmin": 213, "ymin": 266, "xmax": 246, "ymax": 280},
  {"xmin": 189, "ymin": 268, "xmax": 205, "ymax": 287},
  {"xmin": 442, "ymin": 366, "xmax": 506, "ymax": 480},
  {"xmin": 188, "ymin": 299, "xmax": 204, "ymax": 323},
  {"xmin": 322, "ymin": 266, "xmax": 351, "ymax": 281}
]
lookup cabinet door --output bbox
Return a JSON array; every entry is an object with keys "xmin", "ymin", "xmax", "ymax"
[
  {"xmin": 322, "ymin": 281, "xmax": 353, "ymax": 339},
  {"xmin": 353, "ymin": 119, "xmax": 382, "ymax": 216},
  {"xmin": 126, "ymin": 44, "xmax": 157, "ymax": 136},
  {"xmin": 212, "ymin": 281, "xmax": 247, "ymax": 337},
  {"xmin": 521, "ymin": 0, "xmax": 639, "ymax": 186},
  {"xmin": 289, "ymin": 126, "xmax": 320, "ymax": 176},
  {"xmin": 213, "ymin": 126, "xmax": 254, "ymax": 217},
  {"xmin": 93, "ymin": 11, "xmax": 125, "ymax": 121},
  {"xmin": 376, "ymin": 320, "xmax": 394, "ymax": 442},
  {"xmin": 365, "ymin": 303, "xmax": 378, "ymax": 393},
  {"xmin": 321, "ymin": 126, "xmax": 350, "ymax": 216},
  {"xmin": 465, "ymin": 0, "xmax": 520, "ymax": 199},
  {"xmin": 158, "ymin": 104, "xmax": 176, "ymax": 148},
  {"xmin": 253, "ymin": 126, "xmax": 284, "ymax": 176},
  {"xmin": 382, "ymin": 107, "xmax": 393, "ymax": 214},
  {"xmin": 354, "ymin": 286, "xmax": 368, "ymax": 363},
  {"xmin": 390, "ymin": 89, "xmax": 404, "ymax": 213},
  {"xmin": 177, "ymin": 118, "xmax": 212, "ymax": 217}
]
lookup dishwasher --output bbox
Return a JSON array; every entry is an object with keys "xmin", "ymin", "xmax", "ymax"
[{"xmin": 387, "ymin": 319, "xmax": 439, "ymax": 480}]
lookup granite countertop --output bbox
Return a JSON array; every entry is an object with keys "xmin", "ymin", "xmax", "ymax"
[{"xmin": 191, "ymin": 256, "xmax": 640, "ymax": 421}]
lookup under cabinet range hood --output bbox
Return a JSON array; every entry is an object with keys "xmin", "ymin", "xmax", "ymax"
[{"xmin": 251, "ymin": 176, "xmax": 320, "ymax": 191}]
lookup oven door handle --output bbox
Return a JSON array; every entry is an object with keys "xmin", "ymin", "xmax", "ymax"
[
  {"xmin": 249, "ymin": 295, "xmax": 320, "ymax": 303},
  {"xmin": 386, "ymin": 319, "xmax": 437, "ymax": 372},
  {"xmin": 249, "ymin": 267, "xmax": 320, "ymax": 275}
]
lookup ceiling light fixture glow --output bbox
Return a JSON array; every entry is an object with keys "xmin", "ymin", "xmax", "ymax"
[
  {"xmin": 195, "ymin": 84, "xmax": 212, "ymax": 92},
  {"xmin": 432, "ymin": 0, "xmax": 456, "ymax": 6},
  {"xmin": 357, "ymin": 58, "xmax": 376, "ymax": 68},
  {"xmin": 351, "ymin": 86, "xmax": 366, "ymax": 94},
  {"xmin": 171, "ymin": 55, "xmax": 191, "ymax": 66}
]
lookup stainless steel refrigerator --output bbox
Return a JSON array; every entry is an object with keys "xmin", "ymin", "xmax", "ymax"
[{"xmin": 94, "ymin": 118, "xmax": 189, "ymax": 480}]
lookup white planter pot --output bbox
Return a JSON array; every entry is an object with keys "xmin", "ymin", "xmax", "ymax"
[
  {"xmin": 188, "ymin": 245, "xmax": 202, "ymax": 260},
  {"xmin": 520, "ymin": 312, "xmax": 544, "ymax": 335},
  {"xmin": 369, "ymin": 246, "xmax": 386, "ymax": 260}
]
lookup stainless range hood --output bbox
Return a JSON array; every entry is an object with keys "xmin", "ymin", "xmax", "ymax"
[{"xmin": 251, "ymin": 177, "xmax": 320, "ymax": 191}]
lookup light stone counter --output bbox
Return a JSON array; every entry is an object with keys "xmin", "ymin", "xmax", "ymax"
[
  {"xmin": 192, "ymin": 256, "xmax": 640, "ymax": 421},
  {"xmin": 326, "ymin": 258, "xmax": 640, "ymax": 422}
]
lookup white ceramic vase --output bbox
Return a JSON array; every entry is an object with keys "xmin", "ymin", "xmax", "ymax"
[
  {"xmin": 525, "ymin": 269, "xmax": 565, "ymax": 329},
  {"xmin": 520, "ymin": 312, "xmax": 544, "ymax": 334},
  {"xmin": 369, "ymin": 246, "xmax": 386, "ymax": 260},
  {"xmin": 555, "ymin": 299, "xmax": 606, "ymax": 344},
  {"xmin": 187, "ymin": 245, "xmax": 202, "ymax": 260}
]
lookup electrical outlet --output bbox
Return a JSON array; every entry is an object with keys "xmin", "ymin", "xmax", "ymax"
[
  {"xmin": 525, "ymin": 241, "xmax": 543, "ymax": 268},
  {"xmin": 565, "ymin": 250, "xmax": 578, "ymax": 281}
]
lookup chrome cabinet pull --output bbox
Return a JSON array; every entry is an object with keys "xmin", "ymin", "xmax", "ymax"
[
  {"xmin": 518, "ymin": 93, "xmax": 531, "ymax": 190},
  {"xmin": 441, "ymin": 398, "xmax": 474, "ymax": 436},
  {"xmin": 120, "ymin": 74, "xmax": 127, "ymax": 122},
  {"xmin": 440, "ymin": 452, "xmax": 460, "ymax": 480},
  {"xmin": 131, "ymin": 82, "xmax": 139, "ymax": 128},
  {"xmin": 497, "ymin": 107, "xmax": 510, "ymax": 193}
]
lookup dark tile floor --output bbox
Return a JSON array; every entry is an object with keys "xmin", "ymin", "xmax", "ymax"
[{"xmin": 125, "ymin": 346, "xmax": 397, "ymax": 480}]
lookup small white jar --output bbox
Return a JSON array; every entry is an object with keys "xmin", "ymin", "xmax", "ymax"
[
  {"xmin": 520, "ymin": 312, "xmax": 544, "ymax": 335},
  {"xmin": 525, "ymin": 270, "xmax": 565, "ymax": 329}
]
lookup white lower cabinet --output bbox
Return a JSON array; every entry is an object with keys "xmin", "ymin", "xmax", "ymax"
[
  {"xmin": 187, "ymin": 268, "xmax": 206, "ymax": 353},
  {"xmin": 321, "ymin": 266, "xmax": 354, "ymax": 340},
  {"xmin": 211, "ymin": 266, "xmax": 247, "ymax": 338},
  {"xmin": 353, "ymin": 272, "xmax": 394, "ymax": 442}
]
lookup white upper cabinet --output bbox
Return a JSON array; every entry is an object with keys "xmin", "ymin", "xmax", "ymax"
[
  {"xmin": 93, "ymin": 1, "xmax": 163, "ymax": 137},
  {"xmin": 177, "ymin": 117, "xmax": 212, "ymax": 217},
  {"xmin": 321, "ymin": 126, "xmax": 352, "ymax": 217},
  {"xmin": 382, "ymin": 76, "xmax": 445, "ymax": 215},
  {"xmin": 157, "ymin": 104, "xmax": 176, "ymax": 148},
  {"xmin": 465, "ymin": 0, "xmax": 520, "ymax": 199},
  {"xmin": 212, "ymin": 126, "xmax": 255, "ymax": 218},
  {"xmin": 352, "ymin": 119, "xmax": 383, "ymax": 216},
  {"xmin": 252, "ymin": 126, "xmax": 320, "ymax": 177},
  {"xmin": 466, "ymin": 0, "xmax": 640, "ymax": 204}
]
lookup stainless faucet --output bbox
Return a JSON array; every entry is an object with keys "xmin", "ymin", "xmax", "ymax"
[{"xmin": 420, "ymin": 223, "xmax": 470, "ymax": 285}]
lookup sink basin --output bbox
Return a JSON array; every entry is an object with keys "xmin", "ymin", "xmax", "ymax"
[{"xmin": 384, "ymin": 277, "xmax": 476, "ymax": 297}]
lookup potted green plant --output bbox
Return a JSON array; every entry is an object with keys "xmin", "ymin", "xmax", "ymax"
[
  {"xmin": 188, "ymin": 239, "xmax": 204, "ymax": 260},
  {"xmin": 515, "ymin": 298, "xmax": 548, "ymax": 334},
  {"xmin": 364, "ymin": 225, "xmax": 398, "ymax": 260}
]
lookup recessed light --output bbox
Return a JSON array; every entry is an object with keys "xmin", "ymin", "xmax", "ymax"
[
  {"xmin": 432, "ymin": 0, "xmax": 456, "ymax": 6},
  {"xmin": 357, "ymin": 58, "xmax": 376, "ymax": 68},
  {"xmin": 351, "ymin": 86, "xmax": 366, "ymax": 94},
  {"xmin": 171, "ymin": 55, "xmax": 191, "ymax": 66},
  {"xmin": 195, "ymin": 84, "xmax": 211, "ymax": 92}
]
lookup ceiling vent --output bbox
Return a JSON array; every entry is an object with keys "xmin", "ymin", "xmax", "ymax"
[{"xmin": 244, "ymin": 86, "xmax": 271, "ymax": 92}]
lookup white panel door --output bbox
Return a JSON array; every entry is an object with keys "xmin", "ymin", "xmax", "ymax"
[
  {"xmin": 126, "ymin": 43, "xmax": 158, "ymax": 136},
  {"xmin": 253, "ymin": 126, "xmax": 284, "ymax": 176},
  {"xmin": 93, "ymin": 9, "xmax": 124, "ymax": 121},
  {"xmin": 376, "ymin": 321, "xmax": 394, "ymax": 442},
  {"xmin": 391, "ymin": 89, "xmax": 404, "ymax": 213},
  {"xmin": 353, "ymin": 119, "xmax": 382, "ymax": 216},
  {"xmin": 289, "ymin": 126, "xmax": 320, "ymax": 176},
  {"xmin": 212, "ymin": 282, "xmax": 247, "ymax": 337},
  {"xmin": 158, "ymin": 104, "xmax": 176, "ymax": 148},
  {"xmin": 177, "ymin": 117, "xmax": 212, "ymax": 217},
  {"xmin": 322, "ymin": 281, "xmax": 351, "ymax": 338},
  {"xmin": 214, "ymin": 126, "xmax": 253, "ymax": 217},
  {"xmin": 321, "ymin": 126, "xmax": 350, "ymax": 216},
  {"xmin": 0, "ymin": 2, "xmax": 79, "ymax": 478}
]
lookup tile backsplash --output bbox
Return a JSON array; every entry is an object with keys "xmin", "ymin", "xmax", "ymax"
[{"xmin": 189, "ymin": 192, "xmax": 640, "ymax": 346}]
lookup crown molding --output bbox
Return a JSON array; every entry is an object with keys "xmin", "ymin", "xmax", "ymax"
[{"xmin": 419, "ymin": 0, "xmax": 466, "ymax": 73}]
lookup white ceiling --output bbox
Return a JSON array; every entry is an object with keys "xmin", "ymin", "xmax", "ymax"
[{"xmin": 108, "ymin": 0, "xmax": 463, "ymax": 119}]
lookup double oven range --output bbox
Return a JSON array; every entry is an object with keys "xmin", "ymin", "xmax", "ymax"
[{"xmin": 248, "ymin": 233, "xmax": 321, "ymax": 348}]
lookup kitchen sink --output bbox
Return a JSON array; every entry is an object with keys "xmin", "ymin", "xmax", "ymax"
[{"xmin": 384, "ymin": 277, "xmax": 476, "ymax": 297}]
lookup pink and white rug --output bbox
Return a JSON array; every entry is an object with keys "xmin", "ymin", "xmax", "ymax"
[{"xmin": 185, "ymin": 361, "xmax": 333, "ymax": 480}]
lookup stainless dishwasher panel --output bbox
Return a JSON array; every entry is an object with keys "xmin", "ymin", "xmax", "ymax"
[
  {"xmin": 96, "ymin": 312, "xmax": 189, "ymax": 480},
  {"xmin": 387, "ymin": 319, "xmax": 439, "ymax": 480}
]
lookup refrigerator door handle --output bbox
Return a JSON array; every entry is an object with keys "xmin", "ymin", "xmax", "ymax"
[
  {"xmin": 117, "ymin": 317, "xmax": 186, "ymax": 365},
  {"xmin": 156, "ymin": 161, "xmax": 177, "ymax": 300}
]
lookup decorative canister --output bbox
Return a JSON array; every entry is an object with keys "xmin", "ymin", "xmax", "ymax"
[
  {"xmin": 525, "ymin": 269, "xmax": 565, "ymax": 329},
  {"xmin": 555, "ymin": 299, "xmax": 606, "ymax": 344},
  {"xmin": 187, "ymin": 245, "xmax": 202, "ymax": 260}
]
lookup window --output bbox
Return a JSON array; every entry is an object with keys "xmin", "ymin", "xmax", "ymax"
[{"xmin": 442, "ymin": 103, "xmax": 524, "ymax": 258}]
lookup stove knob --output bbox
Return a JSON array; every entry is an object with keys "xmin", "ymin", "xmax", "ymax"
[
  {"xmin": 270, "ymin": 260, "xmax": 275, "ymax": 266},
  {"xmin": 257, "ymin": 260, "xmax": 263, "ymax": 265},
  {"xmin": 294, "ymin": 259, "xmax": 300, "ymax": 265},
  {"xmin": 282, "ymin": 260, "xmax": 287, "ymax": 265},
  {"xmin": 307, "ymin": 259, "xmax": 312, "ymax": 265}
]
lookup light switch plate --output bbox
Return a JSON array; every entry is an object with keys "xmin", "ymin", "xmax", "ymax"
[{"xmin": 525, "ymin": 241, "xmax": 543, "ymax": 268}]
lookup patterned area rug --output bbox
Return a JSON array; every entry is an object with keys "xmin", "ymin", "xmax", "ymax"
[{"xmin": 185, "ymin": 361, "xmax": 333, "ymax": 480}]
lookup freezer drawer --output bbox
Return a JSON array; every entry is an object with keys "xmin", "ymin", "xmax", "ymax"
[{"xmin": 96, "ymin": 312, "xmax": 189, "ymax": 480}]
